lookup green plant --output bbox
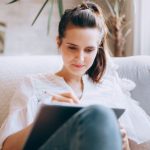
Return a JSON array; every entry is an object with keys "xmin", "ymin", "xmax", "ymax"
[{"xmin": 8, "ymin": 0, "xmax": 64, "ymax": 34}]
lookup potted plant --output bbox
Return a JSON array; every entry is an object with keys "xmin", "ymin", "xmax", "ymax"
[{"xmin": 102, "ymin": 0, "xmax": 132, "ymax": 56}]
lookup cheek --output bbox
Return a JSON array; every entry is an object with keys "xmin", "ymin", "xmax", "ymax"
[
  {"xmin": 61, "ymin": 47, "xmax": 77, "ymax": 63},
  {"xmin": 86, "ymin": 53, "xmax": 97, "ymax": 65},
  {"xmin": 60, "ymin": 46, "xmax": 68, "ymax": 59},
  {"xmin": 61, "ymin": 50, "xmax": 73, "ymax": 65}
]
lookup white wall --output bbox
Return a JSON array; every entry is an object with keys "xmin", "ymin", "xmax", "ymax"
[
  {"xmin": 134, "ymin": 0, "xmax": 150, "ymax": 55},
  {"xmin": 0, "ymin": 0, "xmax": 80, "ymax": 56},
  {"xmin": 0, "ymin": 0, "xmax": 53, "ymax": 55},
  {"xmin": 2, "ymin": 0, "xmax": 147, "ymax": 56},
  {"xmin": 141, "ymin": 0, "xmax": 150, "ymax": 55}
]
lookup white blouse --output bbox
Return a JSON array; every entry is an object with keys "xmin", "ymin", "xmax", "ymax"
[{"xmin": 0, "ymin": 64, "xmax": 150, "ymax": 149}]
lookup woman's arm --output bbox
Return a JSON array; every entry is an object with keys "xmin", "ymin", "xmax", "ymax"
[
  {"xmin": 2, "ymin": 91, "xmax": 79, "ymax": 150},
  {"xmin": 2, "ymin": 124, "xmax": 33, "ymax": 150}
]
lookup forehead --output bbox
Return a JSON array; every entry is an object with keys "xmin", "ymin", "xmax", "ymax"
[{"xmin": 63, "ymin": 26, "xmax": 101, "ymax": 46}]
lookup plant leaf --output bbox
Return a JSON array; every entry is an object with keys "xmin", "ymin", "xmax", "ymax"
[
  {"xmin": 47, "ymin": 0, "xmax": 54, "ymax": 34},
  {"xmin": 108, "ymin": 30, "xmax": 115, "ymax": 40},
  {"xmin": 0, "ymin": 22, "xmax": 6, "ymax": 26},
  {"xmin": 7, "ymin": 0, "xmax": 20, "ymax": 4},
  {"xmin": 32, "ymin": 0, "xmax": 49, "ymax": 25},
  {"xmin": 114, "ymin": 0, "xmax": 119, "ymax": 17},
  {"xmin": 124, "ymin": 28, "xmax": 132, "ymax": 37},
  {"xmin": 105, "ymin": 0, "xmax": 115, "ymax": 17},
  {"xmin": 120, "ymin": 0, "xmax": 126, "ymax": 15},
  {"xmin": 57, "ymin": 0, "xmax": 63, "ymax": 18},
  {"xmin": 0, "ymin": 36, "xmax": 4, "ymax": 45},
  {"xmin": 121, "ymin": 20, "xmax": 132, "ymax": 31}
]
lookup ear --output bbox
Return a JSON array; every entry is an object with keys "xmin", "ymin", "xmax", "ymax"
[{"xmin": 56, "ymin": 36, "xmax": 61, "ymax": 48}]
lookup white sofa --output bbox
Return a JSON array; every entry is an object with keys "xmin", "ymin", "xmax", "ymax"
[{"xmin": 0, "ymin": 55, "xmax": 150, "ymax": 149}]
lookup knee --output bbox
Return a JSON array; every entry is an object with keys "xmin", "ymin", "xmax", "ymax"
[
  {"xmin": 78, "ymin": 105, "xmax": 120, "ymax": 140},
  {"xmin": 71, "ymin": 105, "xmax": 121, "ymax": 149},
  {"xmin": 83, "ymin": 105, "xmax": 116, "ymax": 124}
]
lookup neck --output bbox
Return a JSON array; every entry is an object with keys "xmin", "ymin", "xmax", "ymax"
[
  {"xmin": 56, "ymin": 67, "xmax": 84, "ymax": 99},
  {"xmin": 56, "ymin": 67, "xmax": 82, "ymax": 84}
]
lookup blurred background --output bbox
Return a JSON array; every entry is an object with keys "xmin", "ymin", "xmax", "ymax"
[{"xmin": 0, "ymin": 0, "xmax": 149, "ymax": 56}]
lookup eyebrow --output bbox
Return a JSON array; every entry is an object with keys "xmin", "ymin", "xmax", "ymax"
[
  {"xmin": 66, "ymin": 43, "xmax": 78, "ymax": 47},
  {"xmin": 66, "ymin": 43, "xmax": 96, "ymax": 49}
]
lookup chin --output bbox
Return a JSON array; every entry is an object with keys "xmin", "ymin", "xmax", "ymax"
[
  {"xmin": 66, "ymin": 65, "xmax": 88, "ymax": 76},
  {"xmin": 70, "ymin": 69, "xmax": 85, "ymax": 77}
]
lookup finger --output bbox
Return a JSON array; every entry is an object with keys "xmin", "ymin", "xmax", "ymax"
[
  {"xmin": 121, "ymin": 132, "xmax": 129, "ymax": 150},
  {"xmin": 51, "ymin": 95, "xmax": 74, "ymax": 104},
  {"xmin": 120, "ymin": 129, "xmax": 127, "ymax": 138},
  {"xmin": 52, "ymin": 97, "xmax": 74, "ymax": 104},
  {"xmin": 122, "ymin": 144, "xmax": 126, "ymax": 150},
  {"xmin": 121, "ymin": 131, "xmax": 126, "ymax": 138},
  {"xmin": 122, "ymin": 139, "xmax": 127, "ymax": 150},
  {"xmin": 60, "ymin": 92, "xmax": 80, "ymax": 104},
  {"xmin": 121, "ymin": 133, "xmax": 127, "ymax": 147},
  {"xmin": 122, "ymin": 140, "xmax": 129, "ymax": 150}
]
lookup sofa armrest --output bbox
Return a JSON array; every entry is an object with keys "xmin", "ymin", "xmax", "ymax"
[{"xmin": 113, "ymin": 56, "xmax": 150, "ymax": 115}]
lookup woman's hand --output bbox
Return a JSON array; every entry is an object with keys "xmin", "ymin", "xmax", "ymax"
[
  {"xmin": 51, "ymin": 92, "xmax": 80, "ymax": 104},
  {"xmin": 120, "ymin": 124, "xmax": 130, "ymax": 150}
]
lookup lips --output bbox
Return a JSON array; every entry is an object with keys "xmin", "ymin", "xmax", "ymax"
[{"xmin": 72, "ymin": 64, "xmax": 84, "ymax": 68}]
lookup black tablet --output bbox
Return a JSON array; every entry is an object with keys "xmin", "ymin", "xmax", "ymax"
[{"xmin": 23, "ymin": 104, "xmax": 125, "ymax": 150}]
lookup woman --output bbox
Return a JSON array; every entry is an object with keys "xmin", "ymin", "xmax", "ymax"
[{"xmin": 0, "ymin": 1, "xmax": 150, "ymax": 150}]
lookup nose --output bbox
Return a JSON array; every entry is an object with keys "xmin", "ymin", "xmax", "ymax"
[{"xmin": 76, "ymin": 50, "xmax": 84, "ymax": 62}]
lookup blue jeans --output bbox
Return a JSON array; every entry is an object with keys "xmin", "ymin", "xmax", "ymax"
[{"xmin": 39, "ymin": 105, "xmax": 122, "ymax": 150}]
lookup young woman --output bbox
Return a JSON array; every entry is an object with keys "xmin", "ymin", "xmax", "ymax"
[{"xmin": 0, "ymin": 1, "xmax": 150, "ymax": 150}]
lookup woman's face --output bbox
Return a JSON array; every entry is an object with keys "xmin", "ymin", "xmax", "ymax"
[{"xmin": 57, "ymin": 26, "xmax": 101, "ymax": 77}]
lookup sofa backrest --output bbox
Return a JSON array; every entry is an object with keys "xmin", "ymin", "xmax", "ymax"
[
  {"xmin": 113, "ymin": 56, "xmax": 150, "ymax": 116},
  {"xmin": 0, "ymin": 55, "xmax": 63, "ymax": 125},
  {"xmin": 0, "ymin": 55, "xmax": 150, "ymax": 126}
]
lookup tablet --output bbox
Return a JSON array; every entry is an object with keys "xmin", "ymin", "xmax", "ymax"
[{"xmin": 23, "ymin": 104, "xmax": 125, "ymax": 150}]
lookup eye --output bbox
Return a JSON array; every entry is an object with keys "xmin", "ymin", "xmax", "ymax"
[
  {"xmin": 68, "ymin": 47, "xmax": 77, "ymax": 50},
  {"xmin": 85, "ymin": 49, "xmax": 95, "ymax": 53}
]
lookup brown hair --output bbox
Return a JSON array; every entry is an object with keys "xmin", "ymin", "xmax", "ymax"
[{"xmin": 58, "ymin": 1, "xmax": 108, "ymax": 83}]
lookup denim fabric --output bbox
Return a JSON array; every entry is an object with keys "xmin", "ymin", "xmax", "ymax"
[{"xmin": 39, "ymin": 105, "xmax": 122, "ymax": 150}]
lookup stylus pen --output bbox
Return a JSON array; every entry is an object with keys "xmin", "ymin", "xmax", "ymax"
[
  {"xmin": 43, "ymin": 90, "xmax": 56, "ymax": 97},
  {"xmin": 43, "ymin": 90, "xmax": 72, "ymax": 105}
]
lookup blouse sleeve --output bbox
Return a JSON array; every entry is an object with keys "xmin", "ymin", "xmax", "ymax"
[{"xmin": 0, "ymin": 76, "xmax": 38, "ymax": 149}]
